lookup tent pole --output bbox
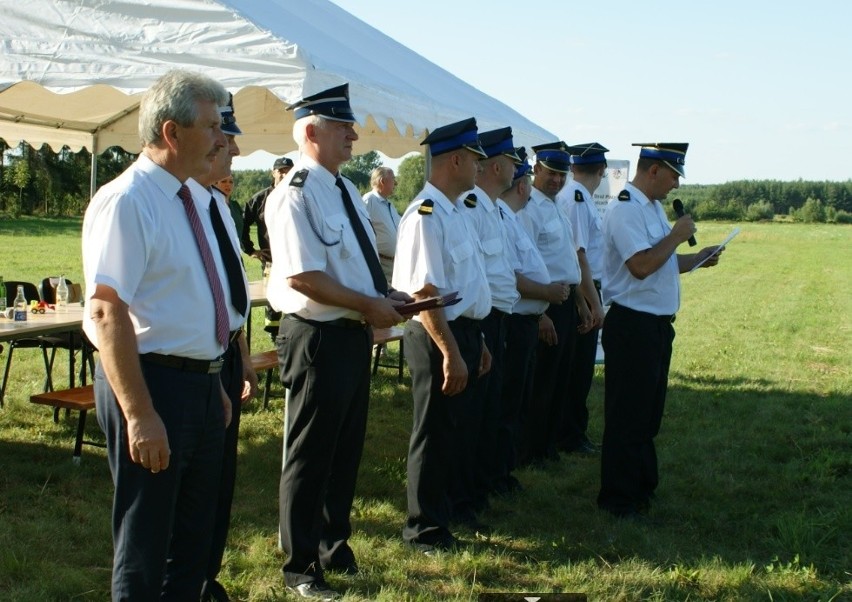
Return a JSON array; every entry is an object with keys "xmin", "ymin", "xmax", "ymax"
[{"xmin": 89, "ymin": 137, "xmax": 98, "ymax": 200}]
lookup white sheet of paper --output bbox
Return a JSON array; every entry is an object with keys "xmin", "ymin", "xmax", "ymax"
[{"xmin": 689, "ymin": 227, "xmax": 740, "ymax": 272}]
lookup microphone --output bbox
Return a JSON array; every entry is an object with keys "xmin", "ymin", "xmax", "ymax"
[{"xmin": 672, "ymin": 198, "xmax": 696, "ymax": 246}]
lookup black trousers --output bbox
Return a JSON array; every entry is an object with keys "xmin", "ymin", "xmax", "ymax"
[
  {"xmin": 521, "ymin": 295, "xmax": 578, "ymax": 464},
  {"xmin": 402, "ymin": 318, "xmax": 482, "ymax": 546},
  {"xmin": 498, "ymin": 312, "xmax": 540, "ymax": 479},
  {"xmin": 598, "ymin": 303, "xmax": 674, "ymax": 515},
  {"xmin": 95, "ymin": 359, "xmax": 225, "ymax": 601},
  {"xmin": 562, "ymin": 286, "xmax": 602, "ymax": 449},
  {"xmin": 204, "ymin": 340, "xmax": 244, "ymax": 587},
  {"xmin": 276, "ymin": 319, "xmax": 372, "ymax": 587}
]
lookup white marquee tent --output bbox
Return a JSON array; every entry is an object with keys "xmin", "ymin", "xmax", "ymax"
[{"xmin": 0, "ymin": 0, "xmax": 556, "ymax": 174}]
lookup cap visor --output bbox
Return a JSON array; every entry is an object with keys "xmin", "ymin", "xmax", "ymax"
[{"xmin": 465, "ymin": 143, "xmax": 488, "ymax": 158}]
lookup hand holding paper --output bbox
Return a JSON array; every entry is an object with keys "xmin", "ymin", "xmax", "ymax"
[{"xmin": 689, "ymin": 227, "xmax": 739, "ymax": 272}]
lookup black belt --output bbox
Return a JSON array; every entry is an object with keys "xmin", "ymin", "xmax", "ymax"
[
  {"xmin": 592, "ymin": 279, "xmax": 602, "ymax": 290},
  {"xmin": 284, "ymin": 313, "xmax": 368, "ymax": 330},
  {"xmin": 450, "ymin": 316, "xmax": 481, "ymax": 329},
  {"xmin": 140, "ymin": 353, "xmax": 224, "ymax": 374},
  {"xmin": 611, "ymin": 302, "xmax": 676, "ymax": 324}
]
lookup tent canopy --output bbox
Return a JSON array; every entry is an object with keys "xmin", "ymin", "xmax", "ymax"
[{"xmin": 0, "ymin": 0, "xmax": 556, "ymax": 158}]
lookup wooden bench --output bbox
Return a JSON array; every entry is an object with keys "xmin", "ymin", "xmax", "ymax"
[
  {"xmin": 30, "ymin": 384, "xmax": 104, "ymax": 463},
  {"xmin": 250, "ymin": 350, "xmax": 279, "ymax": 409},
  {"xmin": 372, "ymin": 326, "xmax": 405, "ymax": 383}
]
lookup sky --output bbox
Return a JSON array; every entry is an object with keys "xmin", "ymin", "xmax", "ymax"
[{"xmin": 234, "ymin": 0, "xmax": 852, "ymax": 185}]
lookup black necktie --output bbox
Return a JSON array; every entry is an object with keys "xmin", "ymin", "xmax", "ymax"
[
  {"xmin": 209, "ymin": 197, "xmax": 249, "ymax": 316},
  {"xmin": 335, "ymin": 177, "xmax": 388, "ymax": 296}
]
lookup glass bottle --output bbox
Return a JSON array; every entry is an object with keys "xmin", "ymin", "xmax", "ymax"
[
  {"xmin": 13, "ymin": 285, "xmax": 27, "ymax": 322},
  {"xmin": 56, "ymin": 275, "xmax": 69, "ymax": 313}
]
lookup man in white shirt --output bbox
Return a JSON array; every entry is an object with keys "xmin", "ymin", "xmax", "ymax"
[
  {"xmin": 82, "ymin": 70, "xmax": 235, "ymax": 600},
  {"xmin": 598, "ymin": 142, "xmax": 722, "ymax": 519},
  {"xmin": 362, "ymin": 166, "xmax": 400, "ymax": 281}
]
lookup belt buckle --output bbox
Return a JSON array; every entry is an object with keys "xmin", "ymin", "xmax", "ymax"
[{"xmin": 207, "ymin": 359, "xmax": 224, "ymax": 374}]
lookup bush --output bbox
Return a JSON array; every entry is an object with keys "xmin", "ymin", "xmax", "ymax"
[
  {"xmin": 835, "ymin": 210, "xmax": 852, "ymax": 224},
  {"xmin": 792, "ymin": 197, "xmax": 826, "ymax": 223},
  {"xmin": 745, "ymin": 199, "xmax": 775, "ymax": 221}
]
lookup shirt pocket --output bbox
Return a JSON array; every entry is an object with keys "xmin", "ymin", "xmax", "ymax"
[
  {"xmin": 481, "ymin": 237, "xmax": 502, "ymax": 257},
  {"xmin": 449, "ymin": 240, "xmax": 474, "ymax": 280},
  {"xmin": 325, "ymin": 213, "xmax": 355, "ymax": 260},
  {"xmin": 537, "ymin": 217, "xmax": 562, "ymax": 248},
  {"xmin": 646, "ymin": 220, "xmax": 666, "ymax": 245}
]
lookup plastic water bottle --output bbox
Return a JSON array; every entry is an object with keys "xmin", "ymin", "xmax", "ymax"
[
  {"xmin": 13, "ymin": 285, "xmax": 27, "ymax": 321},
  {"xmin": 56, "ymin": 275, "xmax": 69, "ymax": 313},
  {"xmin": 0, "ymin": 276, "xmax": 6, "ymax": 312}
]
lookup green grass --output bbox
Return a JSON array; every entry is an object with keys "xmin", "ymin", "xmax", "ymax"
[{"xmin": 0, "ymin": 220, "xmax": 850, "ymax": 601}]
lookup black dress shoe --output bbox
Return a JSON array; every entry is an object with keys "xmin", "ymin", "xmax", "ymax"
[
  {"xmin": 409, "ymin": 535, "xmax": 460, "ymax": 556},
  {"xmin": 564, "ymin": 439, "xmax": 599, "ymax": 455},
  {"xmin": 201, "ymin": 579, "xmax": 230, "ymax": 602},
  {"xmin": 286, "ymin": 581, "xmax": 340, "ymax": 601}
]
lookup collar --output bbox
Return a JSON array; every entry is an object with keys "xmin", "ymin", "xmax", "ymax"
[
  {"xmin": 625, "ymin": 182, "xmax": 653, "ymax": 206},
  {"xmin": 421, "ymin": 181, "xmax": 457, "ymax": 216},
  {"xmin": 137, "ymin": 153, "xmax": 184, "ymax": 202}
]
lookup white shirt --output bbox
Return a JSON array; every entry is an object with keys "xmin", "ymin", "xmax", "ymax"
[
  {"xmin": 392, "ymin": 181, "xmax": 491, "ymax": 322},
  {"xmin": 265, "ymin": 155, "xmax": 384, "ymax": 321},
  {"xmin": 455, "ymin": 185, "xmax": 519, "ymax": 313},
  {"xmin": 602, "ymin": 182, "xmax": 680, "ymax": 315},
  {"xmin": 82, "ymin": 154, "xmax": 232, "ymax": 359},
  {"xmin": 188, "ymin": 180, "xmax": 250, "ymax": 331},
  {"xmin": 519, "ymin": 187, "xmax": 582, "ymax": 285},
  {"xmin": 498, "ymin": 199, "xmax": 550, "ymax": 316},
  {"xmin": 558, "ymin": 180, "xmax": 605, "ymax": 281},
  {"xmin": 362, "ymin": 189, "xmax": 400, "ymax": 259}
]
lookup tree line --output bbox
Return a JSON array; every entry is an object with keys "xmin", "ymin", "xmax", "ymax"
[{"xmin": 1, "ymin": 140, "xmax": 849, "ymax": 224}]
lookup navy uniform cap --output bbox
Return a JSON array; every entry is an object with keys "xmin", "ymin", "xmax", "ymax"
[
  {"xmin": 531, "ymin": 141, "xmax": 571, "ymax": 173},
  {"xmin": 633, "ymin": 142, "xmax": 689, "ymax": 177},
  {"xmin": 288, "ymin": 83, "xmax": 356, "ymax": 123},
  {"xmin": 272, "ymin": 156, "xmax": 294, "ymax": 170},
  {"xmin": 220, "ymin": 92, "xmax": 242, "ymax": 135},
  {"xmin": 566, "ymin": 142, "xmax": 609, "ymax": 165},
  {"xmin": 513, "ymin": 146, "xmax": 532, "ymax": 180},
  {"xmin": 421, "ymin": 117, "xmax": 487, "ymax": 158},
  {"xmin": 478, "ymin": 127, "xmax": 522, "ymax": 163}
]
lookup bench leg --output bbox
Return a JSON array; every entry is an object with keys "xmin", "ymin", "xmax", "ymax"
[
  {"xmin": 73, "ymin": 409, "xmax": 88, "ymax": 464},
  {"xmin": 263, "ymin": 368, "xmax": 273, "ymax": 409},
  {"xmin": 397, "ymin": 339, "xmax": 405, "ymax": 383},
  {"xmin": 372, "ymin": 344, "xmax": 383, "ymax": 376}
]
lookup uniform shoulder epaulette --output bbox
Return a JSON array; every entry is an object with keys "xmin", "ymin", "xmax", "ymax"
[
  {"xmin": 463, "ymin": 193, "xmax": 477, "ymax": 208},
  {"xmin": 574, "ymin": 190, "xmax": 585, "ymax": 202},
  {"xmin": 418, "ymin": 199, "xmax": 434, "ymax": 215},
  {"xmin": 290, "ymin": 169, "xmax": 309, "ymax": 188},
  {"xmin": 617, "ymin": 190, "xmax": 631, "ymax": 201}
]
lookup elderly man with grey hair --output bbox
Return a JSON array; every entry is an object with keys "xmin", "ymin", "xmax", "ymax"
[
  {"xmin": 82, "ymin": 69, "xmax": 233, "ymax": 600},
  {"xmin": 362, "ymin": 165, "xmax": 400, "ymax": 280},
  {"xmin": 265, "ymin": 83, "xmax": 409, "ymax": 600}
]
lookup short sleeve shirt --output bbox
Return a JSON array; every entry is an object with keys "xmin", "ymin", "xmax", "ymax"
[
  {"xmin": 392, "ymin": 182, "xmax": 491, "ymax": 322},
  {"xmin": 455, "ymin": 185, "xmax": 519, "ymax": 313},
  {"xmin": 519, "ymin": 187, "xmax": 582, "ymax": 284},
  {"xmin": 602, "ymin": 182, "xmax": 680, "ymax": 315},
  {"xmin": 362, "ymin": 190, "xmax": 400, "ymax": 259},
  {"xmin": 558, "ymin": 180, "xmax": 604, "ymax": 281},
  {"xmin": 498, "ymin": 200, "xmax": 550, "ymax": 316},
  {"xmin": 82, "ymin": 154, "xmax": 231, "ymax": 359},
  {"xmin": 264, "ymin": 155, "xmax": 384, "ymax": 321}
]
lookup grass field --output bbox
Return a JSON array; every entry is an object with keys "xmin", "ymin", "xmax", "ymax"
[{"xmin": 0, "ymin": 218, "xmax": 850, "ymax": 601}]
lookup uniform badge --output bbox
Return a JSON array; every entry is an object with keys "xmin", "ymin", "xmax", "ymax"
[
  {"xmin": 290, "ymin": 169, "xmax": 309, "ymax": 188},
  {"xmin": 463, "ymin": 193, "xmax": 477, "ymax": 208},
  {"xmin": 618, "ymin": 190, "xmax": 631, "ymax": 201},
  {"xmin": 574, "ymin": 190, "xmax": 584, "ymax": 202},
  {"xmin": 418, "ymin": 199, "xmax": 434, "ymax": 215}
]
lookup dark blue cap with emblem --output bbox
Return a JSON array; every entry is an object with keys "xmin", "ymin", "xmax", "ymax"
[
  {"xmin": 220, "ymin": 92, "xmax": 242, "ymax": 135},
  {"xmin": 479, "ymin": 127, "xmax": 522, "ymax": 163},
  {"xmin": 273, "ymin": 156, "xmax": 294, "ymax": 170},
  {"xmin": 513, "ymin": 147, "xmax": 532, "ymax": 180},
  {"xmin": 633, "ymin": 142, "xmax": 689, "ymax": 177},
  {"xmin": 567, "ymin": 142, "xmax": 609, "ymax": 165},
  {"xmin": 531, "ymin": 141, "xmax": 571, "ymax": 173},
  {"xmin": 288, "ymin": 83, "xmax": 356, "ymax": 123},
  {"xmin": 421, "ymin": 117, "xmax": 487, "ymax": 158}
]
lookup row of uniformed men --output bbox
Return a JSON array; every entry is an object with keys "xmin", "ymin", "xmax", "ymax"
[{"xmin": 262, "ymin": 82, "xmax": 719, "ymax": 600}]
